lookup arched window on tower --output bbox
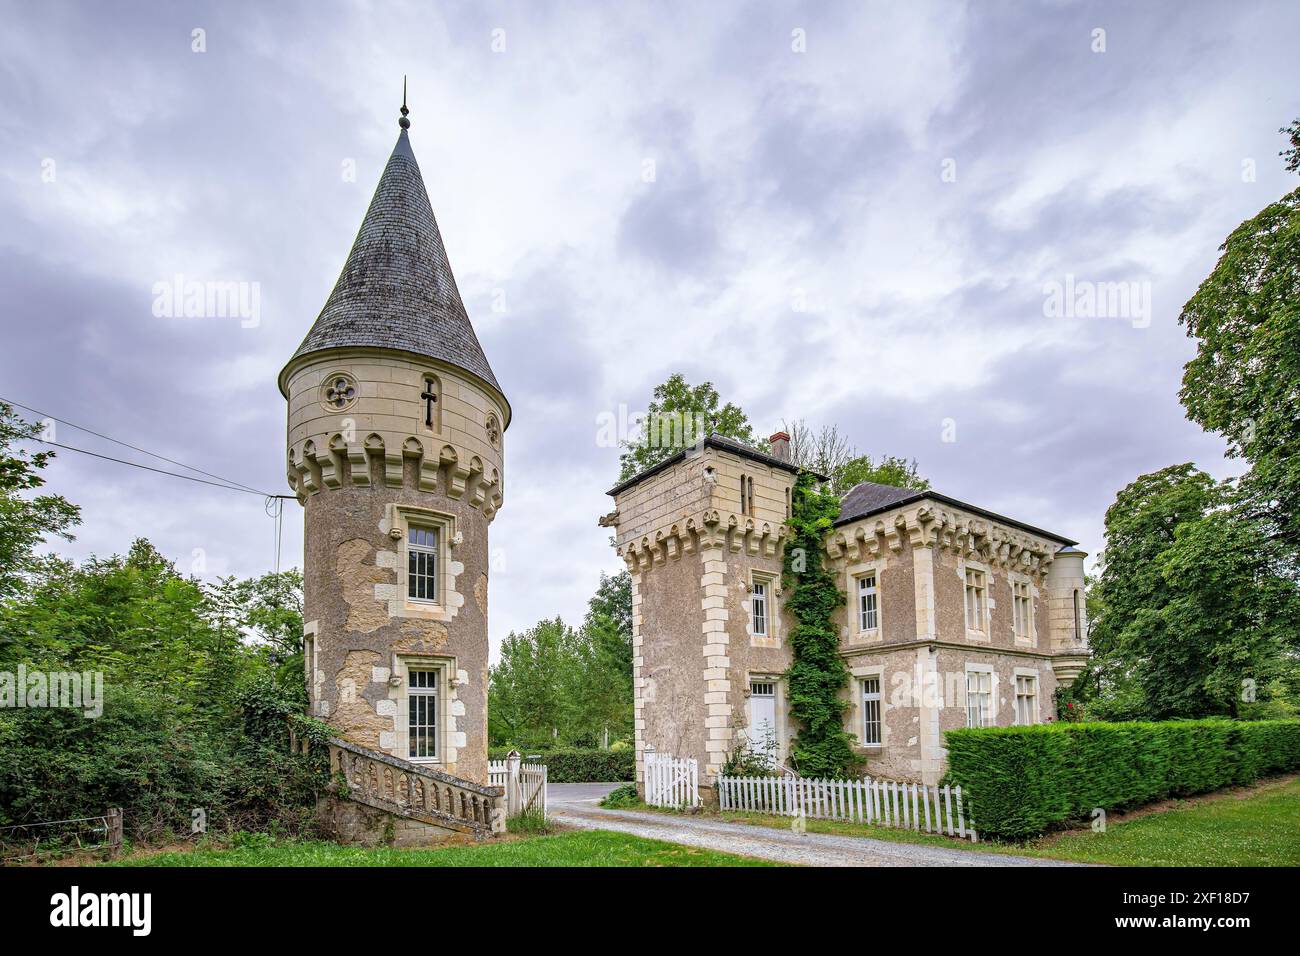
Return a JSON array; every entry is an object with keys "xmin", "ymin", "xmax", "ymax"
[{"xmin": 1072, "ymin": 589, "xmax": 1083, "ymax": 642}]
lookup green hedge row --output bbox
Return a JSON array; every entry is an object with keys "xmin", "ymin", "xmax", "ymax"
[
  {"xmin": 487, "ymin": 747, "xmax": 635, "ymax": 783},
  {"xmin": 944, "ymin": 720, "xmax": 1300, "ymax": 841}
]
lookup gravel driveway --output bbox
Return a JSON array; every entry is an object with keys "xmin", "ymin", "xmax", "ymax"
[{"xmin": 547, "ymin": 784, "xmax": 1077, "ymax": 867}]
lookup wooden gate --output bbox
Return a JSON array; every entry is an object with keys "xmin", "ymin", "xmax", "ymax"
[{"xmin": 643, "ymin": 748, "xmax": 699, "ymax": 808}]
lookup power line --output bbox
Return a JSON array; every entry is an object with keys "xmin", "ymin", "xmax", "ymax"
[
  {"xmin": 6, "ymin": 397, "xmax": 298, "ymax": 575},
  {"xmin": 1, "ymin": 395, "xmax": 271, "ymax": 496},
  {"xmin": 32, "ymin": 440, "xmax": 280, "ymax": 496}
]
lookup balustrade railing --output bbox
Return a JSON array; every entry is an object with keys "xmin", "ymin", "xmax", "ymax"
[{"xmin": 326, "ymin": 739, "xmax": 504, "ymax": 836}]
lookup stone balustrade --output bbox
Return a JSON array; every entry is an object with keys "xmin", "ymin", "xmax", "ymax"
[{"xmin": 326, "ymin": 738, "xmax": 504, "ymax": 838}]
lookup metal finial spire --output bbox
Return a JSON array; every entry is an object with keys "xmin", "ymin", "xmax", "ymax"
[{"xmin": 399, "ymin": 75, "xmax": 410, "ymax": 129}]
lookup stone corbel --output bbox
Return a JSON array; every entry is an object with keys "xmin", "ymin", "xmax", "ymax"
[
  {"xmin": 665, "ymin": 528, "xmax": 681, "ymax": 561},
  {"xmin": 299, "ymin": 441, "xmax": 322, "ymax": 493},
  {"xmin": 347, "ymin": 441, "xmax": 371, "ymax": 486},
  {"xmin": 826, "ymin": 532, "xmax": 845, "ymax": 561},
  {"xmin": 681, "ymin": 518, "xmax": 699, "ymax": 555},
  {"xmin": 886, "ymin": 516, "xmax": 905, "ymax": 552},
  {"xmin": 744, "ymin": 519, "xmax": 760, "ymax": 556},
  {"xmin": 440, "ymin": 445, "xmax": 470, "ymax": 499}
]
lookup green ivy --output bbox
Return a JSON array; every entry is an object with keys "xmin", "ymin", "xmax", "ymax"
[{"xmin": 781, "ymin": 469, "xmax": 859, "ymax": 778}]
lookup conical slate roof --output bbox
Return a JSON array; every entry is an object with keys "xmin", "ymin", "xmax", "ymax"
[{"xmin": 284, "ymin": 125, "xmax": 503, "ymax": 400}]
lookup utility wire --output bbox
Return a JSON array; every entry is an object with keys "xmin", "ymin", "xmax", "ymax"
[
  {"xmin": 8, "ymin": 396, "xmax": 297, "ymax": 572},
  {"xmin": 2, "ymin": 395, "xmax": 271, "ymax": 496},
  {"xmin": 32, "ymin": 440, "xmax": 279, "ymax": 496}
]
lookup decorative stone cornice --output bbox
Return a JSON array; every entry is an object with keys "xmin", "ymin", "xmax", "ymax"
[
  {"xmin": 826, "ymin": 503, "xmax": 1058, "ymax": 580},
  {"xmin": 616, "ymin": 509, "xmax": 788, "ymax": 571},
  {"xmin": 288, "ymin": 432, "xmax": 504, "ymax": 520}
]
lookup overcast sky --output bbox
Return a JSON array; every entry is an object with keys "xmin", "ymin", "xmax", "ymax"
[{"xmin": 2, "ymin": 0, "xmax": 1297, "ymax": 657}]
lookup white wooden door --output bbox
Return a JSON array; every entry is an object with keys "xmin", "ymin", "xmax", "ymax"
[{"xmin": 748, "ymin": 681, "xmax": 777, "ymax": 759}]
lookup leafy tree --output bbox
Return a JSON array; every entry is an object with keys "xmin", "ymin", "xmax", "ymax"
[
  {"xmin": 488, "ymin": 618, "xmax": 577, "ymax": 748},
  {"xmin": 0, "ymin": 532, "xmax": 325, "ymax": 838},
  {"xmin": 0, "ymin": 402, "xmax": 80, "ymax": 599},
  {"xmin": 1087, "ymin": 464, "xmax": 1299, "ymax": 719},
  {"xmin": 586, "ymin": 570, "xmax": 631, "ymax": 644},
  {"xmin": 618, "ymin": 374, "xmax": 758, "ymax": 481},
  {"xmin": 835, "ymin": 455, "xmax": 929, "ymax": 495},
  {"xmin": 1280, "ymin": 117, "xmax": 1299, "ymax": 173},
  {"xmin": 1178, "ymin": 139, "xmax": 1300, "ymax": 545}
]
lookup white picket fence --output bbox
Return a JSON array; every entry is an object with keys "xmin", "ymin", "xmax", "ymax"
[
  {"xmin": 488, "ymin": 755, "xmax": 548, "ymax": 821},
  {"xmin": 643, "ymin": 749, "xmax": 699, "ymax": 808},
  {"xmin": 718, "ymin": 774, "xmax": 977, "ymax": 842}
]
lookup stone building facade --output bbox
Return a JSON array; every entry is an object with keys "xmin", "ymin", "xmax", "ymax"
[
  {"xmin": 604, "ymin": 433, "xmax": 1089, "ymax": 791},
  {"xmin": 280, "ymin": 106, "xmax": 507, "ymax": 786}
]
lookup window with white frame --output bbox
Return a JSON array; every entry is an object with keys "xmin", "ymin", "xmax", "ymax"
[
  {"xmin": 966, "ymin": 670, "xmax": 992, "ymax": 728},
  {"xmin": 408, "ymin": 668, "xmax": 438, "ymax": 759},
  {"xmin": 857, "ymin": 571, "xmax": 879, "ymax": 632},
  {"xmin": 1013, "ymin": 581, "xmax": 1032, "ymax": 641},
  {"xmin": 860, "ymin": 676, "xmax": 882, "ymax": 745},
  {"xmin": 964, "ymin": 568, "xmax": 987, "ymax": 633},
  {"xmin": 1015, "ymin": 674, "xmax": 1038, "ymax": 725},
  {"xmin": 751, "ymin": 578, "xmax": 769, "ymax": 636},
  {"xmin": 407, "ymin": 525, "xmax": 439, "ymax": 602}
]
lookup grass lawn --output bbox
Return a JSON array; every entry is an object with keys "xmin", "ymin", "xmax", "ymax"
[
  {"xmin": 687, "ymin": 775, "xmax": 1300, "ymax": 866},
  {"xmin": 110, "ymin": 829, "xmax": 774, "ymax": 867}
]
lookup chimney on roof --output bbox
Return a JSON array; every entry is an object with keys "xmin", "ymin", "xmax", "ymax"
[{"xmin": 768, "ymin": 430, "xmax": 791, "ymax": 462}]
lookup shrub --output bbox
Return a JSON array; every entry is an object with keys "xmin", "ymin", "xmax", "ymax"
[
  {"xmin": 600, "ymin": 783, "xmax": 640, "ymax": 808},
  {"xmin": 488, "ymin": 747, "xmax": 635, "ymax": 782},
  {"xmin": 945, "ymin": 719, "xmax": 1300, "ymax": 840},
  {"xmin": 0, "ymin": 677, "xmax": 332, "ymax": 842}
]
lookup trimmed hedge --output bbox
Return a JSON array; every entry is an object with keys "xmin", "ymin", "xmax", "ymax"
[
  {"xmin": 944, "ymin": 720, "xmax": 1300, "ymax": 840},
  {"xmin": 487, "ymin": 747, "xmax": 634, "ymax": 783}
]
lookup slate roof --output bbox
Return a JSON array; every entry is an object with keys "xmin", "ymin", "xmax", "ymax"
[
  {"xmin": 606, "ymin": 433, "xmax": 807, "ymax": 497},
  {"xmin": 834, "ymin": 480, "xmax": 1076, "ymax": 545},
  {"xmin": 282, "ymin": 126, "xmax": 504, "ymax": 406}
]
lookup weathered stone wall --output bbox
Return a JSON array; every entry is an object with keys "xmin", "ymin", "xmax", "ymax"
[
  {"xmin": 287, "ymin": 352, "xmax": 505, "ymax": 786},
  {"xmin": 315, "ymin": 795, "xmax": 473, "ymax": 848},
  {"xmin": 614, "ymin": 451, "xmax": 1088, "ymax": 789}
]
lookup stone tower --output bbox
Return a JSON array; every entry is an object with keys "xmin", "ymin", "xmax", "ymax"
[{"xmin": 279, "ymin": 98, "xmax": 507, "ymax": 785}]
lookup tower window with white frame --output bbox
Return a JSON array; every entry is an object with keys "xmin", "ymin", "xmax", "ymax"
[
  {"xmin": 966, "ymin": 669, "xmax": 992, "ymax": 727},
  {"xmin": 964, "ymin": 568, "xmax": 987, "ymax": 633},
  {"xmin": 751, "ymin": 578, "xmax": 769, "ymax": 636},
  {"xmin": 857, "ymin": 571, "xmax": 878, "ymax": 632},
  {"xmin": 1013, "ymin": 581, "xmax": 1032, "ymax": 641},
  {"xmin": 860, "ymin": 675, "xmax": 882, "ymax": 745},
  {"xmin": 1015, "ymin": 674, "xmax": 1038, "ymax": 725},
  {"xmin": 408, "ymin": 668, "xmax": 438, "ymax": 760},
  {"xmin": 408, "ymin": 525, "xmax": 439, "ymax": 602}
]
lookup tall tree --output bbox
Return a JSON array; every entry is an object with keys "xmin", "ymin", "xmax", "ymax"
[
  {"xmin": 488, "ymin": 618, "xmax": 577, "ymax": 748},
  {"xmin": 0, "ymin": 402, "xmax": 80, "ymax": 599},
  {"xmin": 1088, "ymin": 465, "xmax": 1299, "ymax": 719},
  {"xmin": 618, "ymin": 374, "xmax": 758, "ymax": 481},
  {"xmin": 1178, "ymin": 126, "xmax": 1300, "ymax": 546}
]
